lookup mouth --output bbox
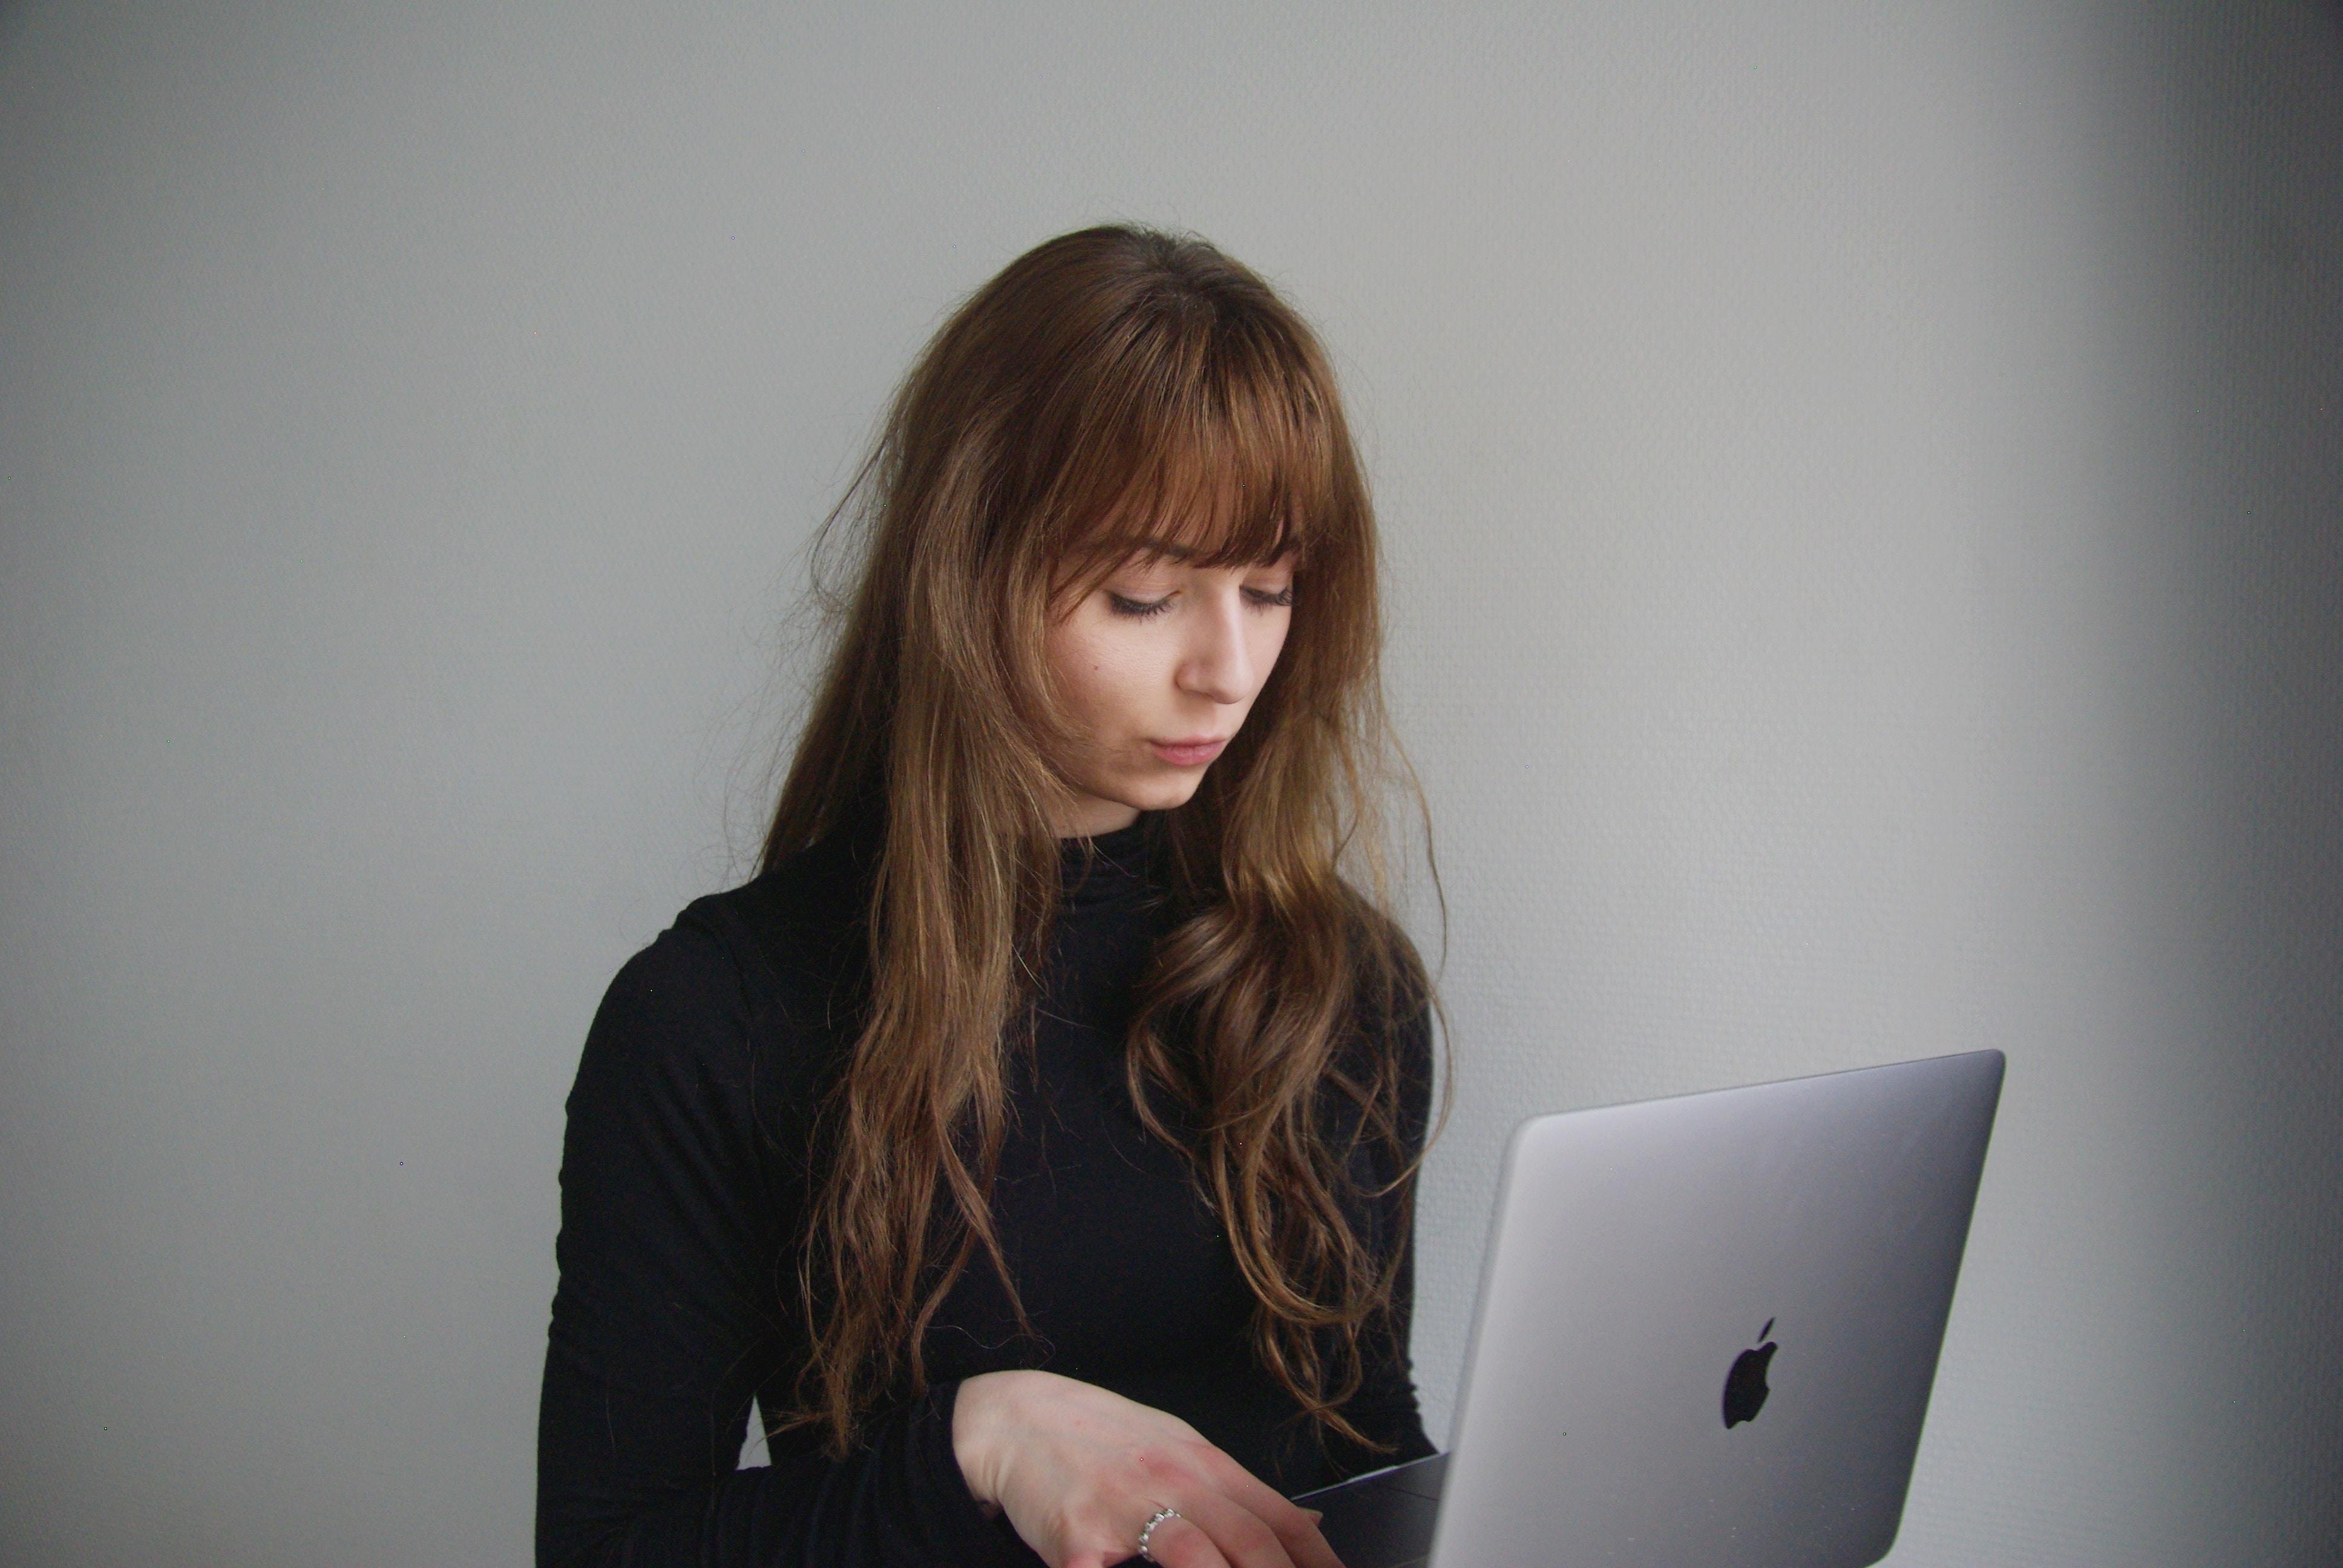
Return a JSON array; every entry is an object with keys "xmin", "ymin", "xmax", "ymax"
[{"xmin": 1149, "ymin": 736, "xmax": 1230, "ymax": 766}]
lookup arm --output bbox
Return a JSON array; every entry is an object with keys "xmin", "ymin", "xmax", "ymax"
[
  {"xmin": 540, "ymin": 915, "xmax": 1351, "ymax": 1568},
  {"xmin": 534, "ymin": 922, "xmax": 1034, "ymax": 1568}
]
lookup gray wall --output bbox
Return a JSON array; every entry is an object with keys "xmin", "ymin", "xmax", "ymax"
[{"xmin": 2, "ymin": 3, "xmax": 2336, "ymax": 1563}]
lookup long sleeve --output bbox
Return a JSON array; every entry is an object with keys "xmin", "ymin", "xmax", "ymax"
[
  {"xmin": 534, "ymin": 922, "xmax": 1036, "ymax": 1568},
  {"xmin": 539, "ymin": 830, "xmax": 1444, "ymax": 1553}
]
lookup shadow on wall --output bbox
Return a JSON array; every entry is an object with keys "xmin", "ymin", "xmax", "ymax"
[{"xmin": 2129, "ymin": 5, "xmax": 2343, "ymax": 1557}]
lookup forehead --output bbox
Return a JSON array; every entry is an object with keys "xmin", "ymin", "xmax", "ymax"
[{"xmin": 1099, "ymin": 534, "xmax": 1299, "ymax": 569}]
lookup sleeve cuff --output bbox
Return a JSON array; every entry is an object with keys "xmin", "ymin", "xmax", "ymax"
[{"xmin": 908, "ymin": 1379, "xmax": 1044, "ymax": 1566}]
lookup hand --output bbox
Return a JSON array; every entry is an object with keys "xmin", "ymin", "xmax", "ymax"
[{"xmin": 952, "ymin": 1368, "xmax": 1346, "ymax": 1568}]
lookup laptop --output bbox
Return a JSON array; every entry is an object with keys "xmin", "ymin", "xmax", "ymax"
[{"xmin": 1294, "ymin": 1049, "xmax": 2004, "ymax": 1568}]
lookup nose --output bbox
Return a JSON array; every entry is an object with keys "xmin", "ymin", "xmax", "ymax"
[{"xmin": 1175, "ymin": 584, "xmax": 1254, "ymax": 705}]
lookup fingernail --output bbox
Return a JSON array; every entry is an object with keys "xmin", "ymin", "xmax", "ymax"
[{"xmin": 1305, "ymin": 1509, "xmax": 1325, "ymax": 1523}]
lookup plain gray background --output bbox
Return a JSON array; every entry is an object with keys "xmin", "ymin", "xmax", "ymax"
[{"xmin": 3, "ymin": 3, "xmax": 2338, "ymax": 1564}]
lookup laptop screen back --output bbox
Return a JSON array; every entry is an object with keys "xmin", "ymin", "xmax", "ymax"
[{"xmin": 1424, "ymin": 1050, "xmax": 2002, "ymax": 1568}]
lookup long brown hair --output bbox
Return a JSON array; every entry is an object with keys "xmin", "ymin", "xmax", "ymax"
[{"xmin": 759, "ymin": 223, "xmax": 1449, "ymax": 1457}]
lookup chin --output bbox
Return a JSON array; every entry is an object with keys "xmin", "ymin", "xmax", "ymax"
[{"xmin": 1121, "ymin": 773, "xmax": 1206, "ymax": 812}]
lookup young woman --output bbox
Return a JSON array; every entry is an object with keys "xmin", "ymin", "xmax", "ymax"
[{"xmin": 536, "ymin": 224, "xmax": 1449, "ymax": 1568}]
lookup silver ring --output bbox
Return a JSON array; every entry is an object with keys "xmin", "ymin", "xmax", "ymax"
[{"xmin": 1137, "ymin": 1505, "xmax": 1184, "ymax": 1562}]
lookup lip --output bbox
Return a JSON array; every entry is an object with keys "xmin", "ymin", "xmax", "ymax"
[{"xmin": 1149, "ymin": 736, "xmax": 1230, "ymax": 766}]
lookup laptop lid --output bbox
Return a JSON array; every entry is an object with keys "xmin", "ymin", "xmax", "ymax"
[{"xmin": 1416, "ymin": 1049, "xmax": 2003, "ymax": 1568}]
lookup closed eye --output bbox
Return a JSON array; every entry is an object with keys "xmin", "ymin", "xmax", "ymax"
[
  {"xmin": 1107, "ymin": 586, "xmax": 1294, "ymax": 619},
  {"xmin": 1107, "ymin": 593, "xmax": 1174, "ymax": 619}
]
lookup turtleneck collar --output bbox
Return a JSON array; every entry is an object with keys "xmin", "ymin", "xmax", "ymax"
[
  {"xmin": 820, "ymin": 802, "xmax": 1164, "ymax": 909},
  {"xmin": 1058, "ymin": 811, "xmax": 1161, "ymax": 908}
]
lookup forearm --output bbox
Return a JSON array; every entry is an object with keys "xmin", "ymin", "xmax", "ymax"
[{"xmin": 537, "ymin": 1355, "xmax": 1035, "ymax": 1568}]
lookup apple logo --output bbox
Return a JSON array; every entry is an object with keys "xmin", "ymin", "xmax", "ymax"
[{"xmin": 1721, "ymin": 1318, "xmax": 1777, "ymax": 1428}]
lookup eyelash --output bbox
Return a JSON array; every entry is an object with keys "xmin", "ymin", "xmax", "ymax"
[{"xmin": 1109, "ymin": 586, "xmax": 1296, "ymax": 619}]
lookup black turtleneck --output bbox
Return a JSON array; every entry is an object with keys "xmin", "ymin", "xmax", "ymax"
[{"xmin": 536, "ymin": 812, "xmax": 1436, "ymax": 1568}]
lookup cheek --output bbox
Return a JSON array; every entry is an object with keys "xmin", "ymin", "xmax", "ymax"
[
  {"xmin": 1046, "ymin": 619, "xmax": 1145, "ymax": 727},
  {"xmin": 1254, "ymin": 618, "xmax": 1293, "ymax": 687}
]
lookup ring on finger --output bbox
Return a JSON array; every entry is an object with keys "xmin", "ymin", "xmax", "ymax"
[{"xmin": 1137, "ymin": 1504, "xmax": 1184, "ymax": 1563}]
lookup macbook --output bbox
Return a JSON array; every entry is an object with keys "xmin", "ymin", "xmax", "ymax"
[{"xmin": 1295, "ymin": 1050, "xmax": 2004, "ymax": 1568}]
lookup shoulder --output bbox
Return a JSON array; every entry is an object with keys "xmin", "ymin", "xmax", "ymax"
[
  {"xmin": 1311, "ymin": 890, "xmax": 1436, "ymax": 1155},
  {"xmin": 1335, "ymin": 890, "xmax": 1433, "ymax": 1067},
  {"xmin": 672, "ymin": 830, "xmax": 876, "ymax": 1005},
  {"xmin": 569, "ymin": 834, "xmax": 875, "ymax": 1138}
]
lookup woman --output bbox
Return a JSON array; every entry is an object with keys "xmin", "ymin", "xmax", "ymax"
[{"xmin": 536, "ymin": 224, "xmax": 1449, "ymax": 1568}]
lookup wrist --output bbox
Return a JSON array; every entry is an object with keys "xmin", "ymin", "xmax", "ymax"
[{"xmin": 951, "ymin": 1370, "xmax": 1018, "ymax": 1513}]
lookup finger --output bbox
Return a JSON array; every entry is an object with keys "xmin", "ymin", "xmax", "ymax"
[
  {"xmin": 1191, "ymin": 1448, "xmax": 1316, "ymax": 1528},
  {"xmin": 1291, "ymin": 1523, "xmax": 1346, "ymax": 1568},
  {"xmin": 1165, "ymin": 1492, "xmax": 1299, "ymax": 1568},
  {"xmin": 1271, "ymin": 1507, "xmax": 1345, "ymax": 1568},
  {"xmin": 1142, "ymin": 1511, "xmax": 1234, "ymax": 1568},
  {"xmin": 1185, "ymin": 1454, "xmax": 1345, "ymax": 1568}
]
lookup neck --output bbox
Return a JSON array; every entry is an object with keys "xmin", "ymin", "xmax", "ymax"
[{"xmin": 1049, "ymin": 799, "xmax": 1144, "ymax": 840}]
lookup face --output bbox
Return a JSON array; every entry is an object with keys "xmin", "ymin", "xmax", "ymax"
[{"xmin": 1041, "ymin": 544, "xmax": 1297, "ymax": 837}]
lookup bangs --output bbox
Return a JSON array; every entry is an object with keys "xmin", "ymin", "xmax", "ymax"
[{"xmin": 1043, "ymin": 314, "xmax": 1341, "ymax": 604}]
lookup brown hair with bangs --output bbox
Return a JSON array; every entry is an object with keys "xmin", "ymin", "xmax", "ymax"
[{"xmin": 760, "ymin": 223, "xmax": 1449, "ymax": 1459}]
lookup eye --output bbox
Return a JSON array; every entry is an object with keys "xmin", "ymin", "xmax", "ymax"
[
  {"xmin": 1104, "ymin": 583, "xmax": 1294, "ymax": 618},
  {"xmin": 1107, "ymin": 592, "xmax": 1176, "ymax": 619}
]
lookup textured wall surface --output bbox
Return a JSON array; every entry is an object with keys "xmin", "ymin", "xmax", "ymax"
[{"xmin": 2, "ymin": 4, "xmax": 2336, "ymax": 1563}]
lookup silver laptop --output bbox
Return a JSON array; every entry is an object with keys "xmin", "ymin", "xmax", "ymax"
[{"xmin": 1296, "ymin": 1049, "xmax": 2004, "ymax": 1568}]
